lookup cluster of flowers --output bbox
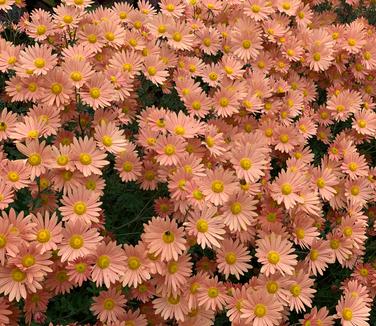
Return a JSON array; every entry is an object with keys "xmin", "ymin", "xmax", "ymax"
[{"xmin": 0, "ymin": 0, "xmax": 376, "ymax": 324}]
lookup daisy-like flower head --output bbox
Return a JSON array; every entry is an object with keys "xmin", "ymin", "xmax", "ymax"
[
  {"xmin": 142, "ymin": 217, "xmax": 186, "ymax": 262},
  {"xmin": 255, "ymin": 232, "xmax": 298, "ymax": 276},
  {"xmin": 19, "ymin": 44, "xmax": 57, "ymax": 76},
  {"xmin": 90, "ymin": 288, "xmax": 126, "ymax": 324}
]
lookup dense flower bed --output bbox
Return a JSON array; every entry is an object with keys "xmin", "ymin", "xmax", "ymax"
[{"xmin": 0, "ymin": 0, "xmax": 376, "ymax": 324}]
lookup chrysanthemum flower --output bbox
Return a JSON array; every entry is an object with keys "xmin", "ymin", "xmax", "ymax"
[
  {"xmin": 292, "ymin": 215, "xmax": 320, "ymax": 249},
  {"xmin": 287, "ymin": 269, "xmax": 316, "ymax": 313},
  {"xmin": 119, "ymin": 309, "xmax": 148, "ymax": 326},
  {"xmin": 142, "ymin": 217, "xmax": 186, "ymax": 262},
  {"xmin": 335, "ymin": 295, "xmax": 370, "ymax": 326},
  {"xmin": 70, "ymin": 136, "xmax": 108, "ymax": 177},
  {"xmin": 59, "ymin": 220, "xmax": 102, "ymax": 262},
  {"xmin": 305, "ymin": 239, "xmax": 335, "ymax": 276},
  {"xmin": 184, "ymin": 206, "xmax": 225, "ymax": 249},
  {"xmin": 19, "ymin": 44, "xmax": 57, "ymax": 76},
  {"xmin": 241, "ymin": 290, "xmax": 284, "ymax": 326},
  {"xmin": 94, "ymin": 121, "xmax": 128, "ymax": 154},
  {"xmin": 233, "ymin": 19, "xmax": 263, "ymax": 62},
  {"xmin": 301, "ymin": 306, "xmax": 334, "ymax": 326},
  {"xmin": 155, "ymin": 135, "xmax": 186, "ymax": 166},
  {"xmin": 80, "ymin": 74, "xmax": 114, "ymax": 110},
  {"xmin": 91, "ymin": 241, "xmax": 126, "ymax": 288},
  {"xmin": 0, "ymin": 108, "xmax": 17, "ymax": 141},
  {"xmin": 341, "ymin": 152, "xmax": 369, "ymax": 180},
  {"xmin": 91, "ymin": 288, "xmax": 126, "ymax": 324},
  {"xmin": 197, "ymin": 276, "xmax": 230, "ymax": 311},
  {"xmin": 270, "ymin": 170, "xmax": 305, "ymax": 209},
  {"xmin": 0, "ymin": 216, "xmax": 18, "ymax": 265},
  {"xmin": 216, "ymin": 238, "xmax": 252, "ymax": 279},
  {"xmin": 1, "ymin": 159, "xmax": 31, "ymax": 190},
  {"xmin": 60, "ymin": 186, "xmax": 102, "ymax": 225},
  {"xmin": 153, "ymin": 293, "xmax": 189, "ymax": 322},
  {"xmin": 122, "ymin": 242, "xmax": 151, "ymax": 288},
  {"xmin": 66, "ymin": 257, "xmax": 92, "ymax": 286},
  {"xmin": 256, "ymin": 232, "xmax": 298, "ymax": 276},
  {"xmin": 167, "ymin": 21, "xmax": 195, "ymax": 51},
  {"xmin": 143, "ymin": 55, "xmax": 169, "ymax": 86},
  {"xmin": 0, "ymin": 182, "xmax": 14, "ymax": 210}
]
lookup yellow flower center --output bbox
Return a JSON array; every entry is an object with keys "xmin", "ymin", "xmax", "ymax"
[
  {"xmin": 316, "ymin": 177, "xmax": 325, "ymax": 188},
  {"xmin": 219, "ymin": 97, "xmax": 229, "ymax": 107},
  {"xmin": 348, "ymin": 162, "xmax": 358, "ymax": 172},
  {"xmin": 62, "ymin": 171, "xmax": 73, "ymax": 181},
  {"xmin": 86, "ymin": 180, "xmax": 96, "ymax": 190},
  {"xmin": 290, "ymin": 284, "xmax": 301, "ymax": 297},
  {"xmin": 164, "ymin": 144, "xmax": 176, "ymax": 156},
  {"xmin": 37, "ymin": 229, "xmax": 51, "ymax": 243},
  {"xmin": 70, "ymin": 71, "xmax": 82, "ymax": 82},
  {"xmin": 11, "ymin": 268, "xmax": 26, "ymax": 282},
  {"xmin": 282, "ymin": 2, "xmax": 291, "ymax": 9},
  {"xmin": 97, "ymin": 255, "xmax": 110, "ymax": 269},
  {"xmin": 0, "ymin": 235, "xmax": 6, "ymax": 248},
  {"xmin": 230, "ymin": 202, "xmax": 242, "ymax": 215},
  {"xmin": 168, "ymin": 295, "xmax": 180, "ymax": 304},
  {"xmin": 36, "ymin": 25, "xmax": 46, "ymax": 35},
  {"xmin": 34, "ymin": 58, "xmax": 45, "ymax": 69},
  {"xmin": 240, "ymin": 158, "xmax": 252, "ymax": 170},
  {"xmin": 102, "ymin": 135, "xmax": 112, "ymax": 147},
  {"xmin": 330, "ymin": 239, "xmax": 340, "ymax": 249},
  {"xmin": 196, "ymin": 219, "xmax": 209, "ymax": 233},
  {"xmin": 70, "ymin": 235, "xmax": 84, "ymax": 249},
  {"xmin": 209, "ymin": 72, "xmax": 218, "ymax": 81},
  {"xmin": 172, "ymin": 32, "xmax": 182, "ymax": 42},
  {"xmin": 342, "ymin": 308, "xmax": 353, "ymax": 321},
  {"xmin": 63, "ymin": 15, "xmax": 73, "ymax": 23},
  {"xmin": 254, "ymin": 304, "xmax": 267, "ymax": 317},
  {"xmin": 225, "ymin": 252, "xmax": 237, "ymax": 265},
  {"xmin": 242, "ymin": 40, "xmax": 251, "ymax": 49},
  {"xmin": 357, "ymin": 119, "xmax": 367, "ymax": 128},
  {"xmin": 266, "ymin": 212, "xmax": 276, "ymax": 222},
  {"xmin": 89, "ymin": 87, "xmax": 101, "ymax": 99},
  {"xmin": 347, "ymin": 38, "xmax": 356, "ymax": 46},
  {"xmin": 359, "ymin": 268, "xmax": 368, "ymax": 277},
  {"xmin": 22, "ymin": 254, "xmax": 36, "ymax": 267},
  {"xmin": 280, "ymin": 134, "xmax": 289, "ymax": 143},
  {"xmin": 162, "ymin": 231, "xmax": 175, "ymax": 244},
  {"xmin": 251, "ymin": 4, "xmax": 261, "ymax": 12},
  {"xmin": 310, "ymin": 249, "xmax": 319, "ymax": 261},
  {"xmin": 87, "ymin": 34, "xmax": 97, "ymax": 43},
  {"xmin": 75, "ymin": 262, "xmax": 87, "ymax": 273},
  {"xmin": 350, "ymin": 186, "xmax": 360, "ymax": 196},
  {"xmin": 79, "ymin": 153, "xmax": 92, "ymax": 165},
  {"xmin": 190, "ymin": 282, "xmax": 200, "ymax": 294},
  {"xmin": 27, "ymin": 153, "xmax": 41, "ymax": 166},
  {"xmin": 7, "ymin": 56, "xmax": 16, "ymax": 65},
  {"xmin": 51, "ymin": 83, "xmax": 62, "ymax": 95},
  {"xmin": 103, "ymin": 298, "xmax": 115, "ymax": 310},
  {"xmin": 336, "ymin": 105, "xmax": 345, "ymax": 112},
  {"xmin": 8, "ymin": 171, "xmax": 19, "ymax": 182},
  {"xmin": 295, "ymin": 228, "xmax": 305, "ymax": 239},
  {"xmin": 57, "ymin": 155, "xmax": 69, "ymax": 166},
  {"xmin": 123, "ymin": 161, "xmax": 133, "ymax": 172},
  {"xmin": 343, "ymin": 226, "xmax": 353, "ymax": 237},
  {"xmin": 211, "ymin": 180, "xmax": 224, "ymax": 193},
  {"xmin": 105, "ymin": 32, "xmax": 115, "ymax": 41},
  {"xmin": 73, "ymin": 201, "xmax": 87, "ymax": 215},
  {"xmin": 147, "ymin": 66, "xmax": 157, "ymax": 76},
  {"xmin": 193, "ymin": 189, "xmax": 203, "ymax": 200},
  {"xmin": 168, "ymin": 261, "xmax": 178, "ymax": 274},
  {"xmin": 207, "ymin": 287, "xmax": 219, "ymax": 298},
  {"xmin": 266, "ymin": 281, "xmax": 278, "ymax": 294},
  {"xmin": 313, "ymin": 52, "xmax": 321, "ymax": 62},
  {"xmin": 158, "ymin": 25, "xmax": 166, "ymax": 33},
  {"xmin": 281, "ymin": 183, "xmax": 292, "ymax": 195},
  {"xmin": 267, "ymin": 250, "xmax": 280, "ymax": 264},
  {"xmin": 128, "ymin": 256, "xmax": 141, "ymax": 270}
]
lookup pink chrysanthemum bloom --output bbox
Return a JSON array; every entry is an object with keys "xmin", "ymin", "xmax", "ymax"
[
  {"xmin": 344, "ymin": 177, "xmax": 373, "ymax": 206},
  {"xmin": 197, "ymin": 276, "xmax": 230, "ymax": 311},
  {"xmin": 241, "ymin": 290, "xmax": 284, "ymax": 326},
  {"xmin": 142, "ymin": 217, "xmax": 186, "ymax": 262},
  {"xmin": 184, "ymin": 206, "xmax": 225, "ymax": 249},
  {"xmin": 305, "ymin": 239, "xmax": 335, "ymax": 276},
  {"xmin": 0, "ymin": 215, "xmax": 18, "ymax": 265},
  {"xmin": 160, "ymin": 253, "xmax": 192, "ymax": 297},
  {"xmin": 167, "ymin": 21, "xmax": 195, "ymax": 51},
  {"xmin": 311, "ymin": 166, "xmax": 338, "ymax": 201},
  {"xmin": 221, "ymin": 192, "xmax": 258, "ymax": 232},
  {"xmin": 270, "ymin": 170, "xmax": 305, "ymax": 209},
  {"xmin": 80, "ymin": 74, "xmax": 114, "ymax": 110},
  {"xmin": 94, "ymin": 121, "xmax": 128, "ymax": 154},
  {"xmin": 216, "ymin": 238, "xmax": 252, "ymax": 280},
  {"xmin": 233, "ymin": 19, "xmax": 263, "ymax": 62},
  {"xmin": 335, "ymin": 295, "xmax": 370, "ymax": 326},
  {"xmin": 19, "ymin": 44, "xmax": 57, "ymax": 76},
  {"xmin": 300, "ymin": 306, "xmax": 334, "ymax": 326},
  {"xmin": 256, "ymin": 232, "xmax": 298, "ymax": 276},
  {"xmin": 0, "ymin": 182, "xmax": 14, "ymax": 210},
  {"xmin": 60, "ymin": 186, "xmax": 102, "ymax": 225},
  {"xmin": 143, "ymin": 55, "xmax": 169, "ymax": 86},
  {"xmin": 122, "ymin": 242, "xmax": 151, "ymax": 288},
  {"xmin": 0, "ymin": 263, "xmax": 41, "ymax": 301},
  {"xmin": 59, "ymin": 220, "xmax": 102, "ymax": 262},
  {"xmin": 91, "ymin": 241, "xmax": 126, "ymax": 288},
  {"xmin": 70, "ymin": 136, "xmax": 108, "ymax": 177},
  {"xmin": 292, "ymin": 215, "xmax": 320, "ymax": 249},
  {"xmin": 66, "ymin": 257, "xmax": 92, "ymax": 287},
  {"xmin": 16, "ymin": 140, "xmax": 52, "ymax": 180},
  {"xmin": 153, "ymin": 293, "xmax": 189, "ymax": 322},
  {"xmin": 155, "ymin": 135, "xmax": 186, "ymax": 166},
  {"xmin": 91, "ymin": 288, "xmax": 126, "ymax": 324},
  {"xmin": 226, "ymin": 286, "xmax": 248, "ymax": 324},
  {"xmin": 341, "ymin": 151, "xmax": 369, "ymax": 180},
  {"xmin": 352, "ymin": 109, "xmax": 376, "ymax": 136},
  {"xmin": 0, "ymin": 108, "xmax": 17, "ymax": 141},
  {"xmin": 287, "ymin": 269, "xmax": 316, "ymax": 313},
  {"xmin": 1, "ymin": 159, "xmax": 31, "ymax": 190},
  {"xmin": 199, "ymin": 167, "xmax": 238, "ymax": 206}
]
